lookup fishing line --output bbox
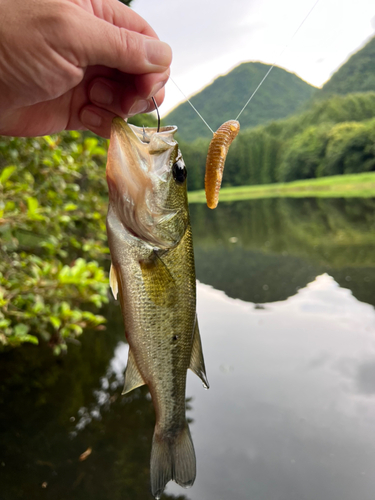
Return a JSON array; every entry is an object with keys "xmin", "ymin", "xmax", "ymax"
[
  {"xmin": 235, "ymin": 0, "xmax": 321, "ymax": 121},
  {"xmin": 170, "ymin": 0, "xmax": 321, "ymax": 131},
  {"xmin": 170, "ymin": 77, "xmax": 214, "ymax": 134}
]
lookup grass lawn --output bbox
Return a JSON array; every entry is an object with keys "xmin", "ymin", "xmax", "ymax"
[{"xmin": 188, "ymin": 172, "xmax": 375, "ymax": 203}]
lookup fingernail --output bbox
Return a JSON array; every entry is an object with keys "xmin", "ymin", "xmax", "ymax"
[
  {"xmin": 145, "ymin": 40, "xmax": 172, "ymax": 67},
  {"xmin": 81, "ymin": 109, "xmax": 102, "ymax": 128},
  {"xmin": 147, "ymin": 80, "xmax": 167, "ymax": 99},
  {"xmin": 128, "ymin": 100, "xmax": 149, "ymax": 116},
  {"xmin": 90, "ymin": 82, "xmax": 113, "ymax": 105}
]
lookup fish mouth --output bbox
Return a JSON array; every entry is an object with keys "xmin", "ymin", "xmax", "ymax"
[
  {"xmin": 111, "ymin": 117, "xmax": 177, "ymax": 146},
  {"xmin": 106, "ymin": 118, "xmax": 180, "ymax": 249},
  {"xmin": 107, "ymin": 118, "xmax": 178, "ymax": 186}
]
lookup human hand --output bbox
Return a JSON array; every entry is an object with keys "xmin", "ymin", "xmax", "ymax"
[{"xmin": 0, "ymin": 0, "xmax": 172, "ymax": 138}]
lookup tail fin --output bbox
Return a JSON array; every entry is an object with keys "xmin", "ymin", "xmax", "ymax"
[{"xmin": 150, "ymin": 422, "xmax": 196, "ymax": 499}]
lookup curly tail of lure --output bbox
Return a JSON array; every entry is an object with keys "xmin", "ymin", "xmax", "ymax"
[{"xmin": 205, "ymin": 120, "xmax": 240, "ymax": 209}]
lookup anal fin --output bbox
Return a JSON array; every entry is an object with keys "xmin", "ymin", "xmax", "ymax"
[
  {"xmin": 122, "ymin": 348, "xmax": 146, "ymax": 395},
  {"xmin": 189, "ymin": 317, "xmax": 209, "ymax": 389}
]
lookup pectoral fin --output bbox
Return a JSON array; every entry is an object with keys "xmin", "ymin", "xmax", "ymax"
[
  {"xmin": 189, "ymin": 317, "xmax": 209, "ymax": 389},
  {"xmin": 109, "ymin": 263, "xmax": 119, "ymax": 300},
  {"xmin": 139, "ymin": 251, "xmax": 176, "ymax": 307},
  {"xmin": 122, "ymin": 348, "xmax": 146, "ymax": 395}
]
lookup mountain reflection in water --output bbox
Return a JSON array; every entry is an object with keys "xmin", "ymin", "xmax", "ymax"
[
  {"xmin": 191, "ymin": 197, "xmax": 375, "ymax": 306},
  {"xmin": 1, "ymin": 197, "xmax": 375, "ymax": 500}
]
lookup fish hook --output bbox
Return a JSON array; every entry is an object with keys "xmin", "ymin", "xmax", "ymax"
[{"xmin": 152, "ymin": 97, "xmax": 160, "ymax": 133}]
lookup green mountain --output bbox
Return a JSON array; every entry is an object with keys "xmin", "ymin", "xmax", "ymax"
[
  {"xmin": 165, "ymin": 62, "xmax": 317, "ymax": 142},
  {"xmin": 320, "ymin": 35, "xmax": 375, "ymax": 97}
]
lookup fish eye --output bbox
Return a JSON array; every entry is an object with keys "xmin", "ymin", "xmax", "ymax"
[{"xmin": 172, "ymin": 159, "xmax": 187, "ymax": 184}]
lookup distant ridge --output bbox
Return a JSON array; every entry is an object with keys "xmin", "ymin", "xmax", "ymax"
[
  {"xmin": 164, "ymin": 62, "xmax": 317, "ymax": 142},
  {"xmin": 319, "ymin": 35, "xmax": 375, "ymax": 98}
]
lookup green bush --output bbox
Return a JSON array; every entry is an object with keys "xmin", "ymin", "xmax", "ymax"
[
  {"xmin": 318, "ymin": 120, "xmax": 375, "ymax": 177},
  {"xmin": 0, "ymin": 132, "xmax": 110, "ymax": 352},
  {"xmin": 277, "ymin": 124, "xmax": 330, "ymax": 182},
  {"xmin": 0, "ymin": 112, "xmax": 157, "ymax": 351}
]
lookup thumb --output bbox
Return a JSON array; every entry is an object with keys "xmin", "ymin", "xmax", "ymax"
[{"xmin": 67, "ymin": 11, "xmax": 172, "ymax": 74}]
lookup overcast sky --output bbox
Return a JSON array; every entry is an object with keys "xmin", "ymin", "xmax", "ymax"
[{"xmin": 132, "ymin": 0, "xmax": 375, "ymax": 117}]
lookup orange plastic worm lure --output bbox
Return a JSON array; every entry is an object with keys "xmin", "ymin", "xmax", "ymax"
[{"xmin": 205, "ymin": 120, "xmax": 240, "ymax": 209}]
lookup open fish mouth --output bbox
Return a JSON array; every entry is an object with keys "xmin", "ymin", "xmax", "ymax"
[{"xmin": 106, "ymin": 118, "xmax": 180, "ymax": 249}]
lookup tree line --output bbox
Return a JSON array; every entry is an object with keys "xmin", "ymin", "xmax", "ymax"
[{"xmin": 179, "ymin": 92, "xmax": 375, "ymax": 191}]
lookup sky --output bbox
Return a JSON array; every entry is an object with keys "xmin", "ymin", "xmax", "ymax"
[{"xmin": 132, "ymin": 0, "xmax": 375, "ymax": 117}]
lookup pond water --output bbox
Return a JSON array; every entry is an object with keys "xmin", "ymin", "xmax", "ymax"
[{"xmin": 2, "ymin": 197, "xmax": 375, "ymax": 500}]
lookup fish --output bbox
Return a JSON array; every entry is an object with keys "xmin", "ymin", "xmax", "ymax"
[{"xmin": 105, "ymin": 118, "xmax": 209, "ymax": 499}]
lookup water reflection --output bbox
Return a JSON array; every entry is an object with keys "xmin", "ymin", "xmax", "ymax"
[
  {"xmin": 166, "ymin": 276, "xmax": 375, "ymax": 500},
  {"xmin": 190, "ymin": 198, "xmax": 375, "ymax": 306},
  {"xmin": 0, "ymin": 306, "xmax": 186, "ymax": 500},
  {"xmin": 2, "ymin": 197, "xmax": 375, "ymax": 499}
]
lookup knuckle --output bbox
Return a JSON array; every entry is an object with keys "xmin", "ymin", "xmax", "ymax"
[
  {"xmin": 38, "ymin": 2, "xmax": 72, "ymax": 31},
  {"xmin": 117, "ymin": 29, "xmax": 145, "ymax": 71}
]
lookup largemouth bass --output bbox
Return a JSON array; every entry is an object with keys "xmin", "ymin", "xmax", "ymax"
[{"xmin": 106, "ymin": 118, "xmax": 209, "ymax": 499}]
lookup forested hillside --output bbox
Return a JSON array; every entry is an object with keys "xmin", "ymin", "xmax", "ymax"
[
  {"xmin": 182, "ymin": 93, "xmax": 375, "ymax": 191},
  {"xmin": 319, "ymin": 36, "xmax": 375, "ymax": 97},
  {"xmin": 165, "ymin": 62, "xmax": 316, "ymax": 142},
  {"xmin": 178, "ymin": 35, "xmax": 375, "ymax": 190}
]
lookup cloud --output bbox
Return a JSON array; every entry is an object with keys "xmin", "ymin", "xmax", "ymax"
[
  {"xmin": 356, "ymin": 359, "xmax": 375, "ymax": 395},
  {"xmin": 132, "ymin": 0, "xmax": 375, "ymax": 113}
]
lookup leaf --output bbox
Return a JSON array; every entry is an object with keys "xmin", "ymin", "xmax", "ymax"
[
  {"xmin": 14, "ymin": 323, "xmax": 30, "ymax": 336},
  {"xmin": 43, "ymin": 135, "xmax": 56, "ymax": 147},
  {"xmin": 58, "ymin": 266, "xmax": 70, "ymax": 280},
  {"xmin": 60, "ymin": 302, "xmax": 70, "ymax": 316},
  {"xmin": 67, "ymin": 324, "xmax": 83, "ymax": 336},
  {"xmin": 92, "ymin": 146, "xmax": 107, "ymax": 156},
  {"xmin": 84, "ymin": 138, "xmax": 98, "ymax": 153},
  {"xmin": 49, "ymin": 316, "xmax": 61, "ymax": 330},
  {"xmin": 7, "ymin": 334, "xmax": 39, "ymax": 346},
  {"xmin": 59, "ymin": 215, "xmax": 71, "ymax": 223},
  {"xmin": 21, "ymin": 334, "xmax": 39, "ymax": 345},
  {"xmin": 5, "ymin": 201, "xmax": 15, "ymax": 211},
  {"xmin": 32, "ymin": 297, "xmax": 44, "ymax": 314},
  {"xmin": 53, "ymin": 345, "xmax": 62, "ymax": 356},
  {"xmin": 0, "ymin": 165, "xmax": 16, "ymax": 183},
  {"xmin": 69, "ymin": 130, "xmax": 81, "ymax": 139},
  {"xmin": 26, "ymin": 197, "xmax": 38, "ymax": 215},
  {"xmin": 64, "ymin": 203, "xmax": 78, "ymax": 211}
]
